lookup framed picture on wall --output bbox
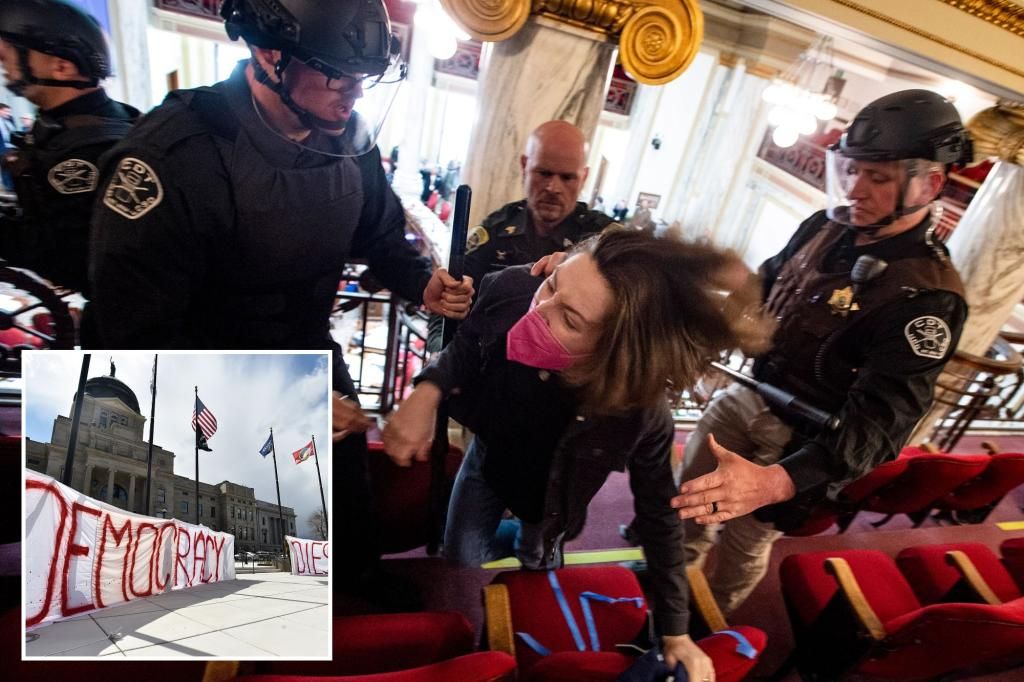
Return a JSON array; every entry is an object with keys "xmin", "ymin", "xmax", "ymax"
[{"xmin": 636, "ymin": 192, "xmax": 661, "ymax": 208}]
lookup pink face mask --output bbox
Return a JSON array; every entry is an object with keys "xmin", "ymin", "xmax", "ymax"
[{"xmin": 506, "ymin": 299, "xmax": 590, "ymax": 371}]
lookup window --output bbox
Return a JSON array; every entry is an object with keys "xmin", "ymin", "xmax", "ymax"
[
  {"xmin": 261, "ymin": 517, "xmax": 265, "ymax": 526},
  {"xmin": 157, "ymin": 487, "xmax": 166, "ymax": 504},
  {"xmin": 211, "ymin": 507, "xmax": 216, "ymax": 518},
  {"xmin": 180, "ymin": 500, "xmax": 188, "ymax": 514},
  {"xmin": 99, "ymin": 412, "xmax": 108, "ymax": 428},
  {"xmin": 199, "ymin": 503, "xmax": 204, "ymax": 516},
  {"xmin": 231, "ymin": 506, "xmax": 235, "ymax": 519}
]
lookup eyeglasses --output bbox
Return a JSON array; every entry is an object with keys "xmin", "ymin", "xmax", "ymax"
[{"xmin": 298, "ymin": 56, "xmax": 407, "ymax": 93}]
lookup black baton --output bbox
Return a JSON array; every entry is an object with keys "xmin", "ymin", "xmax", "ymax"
[
  {"xmin": 710, "ymin": 361, "xmax": 841, "ymax": 431},
  {"xmin": 427, "ymin": 184, "xmax": 471, "ymax": 554}
]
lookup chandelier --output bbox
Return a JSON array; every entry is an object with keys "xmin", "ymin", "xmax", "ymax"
[{"xmin": 762, "ymin": 35, "xmax": 843, "ymax": 148}]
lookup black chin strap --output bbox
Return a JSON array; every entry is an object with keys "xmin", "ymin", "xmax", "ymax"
[
  {"xmin": 7, "ymin": 45, "xmax": 98, "ymax": 95},
  {"xmin": 252, "ymin": 56, "xmax": 347, "ymax": 134}
]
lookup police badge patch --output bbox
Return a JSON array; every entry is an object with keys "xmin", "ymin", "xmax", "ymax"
[
  {"xmin": 103, "ymin": 157, "xmax": 164, "ymax": 220},
  {"xmin": 466, "ymin": 225, "xmax": 489, "ymax": 254},
  {"xmin": 47, "ymin": 159, "xmax": 98, "ymax": 195},
  {"xmin": 904, "ymin": 316, "xmax": 951, "ymax": 359}
]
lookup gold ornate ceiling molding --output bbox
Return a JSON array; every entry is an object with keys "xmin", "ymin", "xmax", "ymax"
[
  {"xmin": 938, "ymin": 0, "xmax": 1024, "ymax": 38},
  {"xmin": 438, "ymin": 0, "xmax": 704, "ymax": 85},
  {"xmin": 829, "ymin": 0, "xmax": 1024, "ymax": 79}
]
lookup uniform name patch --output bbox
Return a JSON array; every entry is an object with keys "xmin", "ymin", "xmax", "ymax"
[
  {"xmin": 103, "ymin": 157, "xmax": 163, "ymax": 220},
  {"xmin": 48, "ymin": 159, "xmax": 98, "ymax": 195},
  {"xmin": 904, "ymin": 316, "xmax": 951, "ymax": 359}
]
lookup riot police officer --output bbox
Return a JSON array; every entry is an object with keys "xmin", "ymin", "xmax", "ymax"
[
  {"xmin": 0, "ymin": 0, "xmax": 138, "ymax": 296},
  {"xmin": 672, "ymin": 89, "xmax": 970, "ymax": 616},
  {"xmin": 89, "ymin": 0, "xmax": 473, "ymax": 608}
]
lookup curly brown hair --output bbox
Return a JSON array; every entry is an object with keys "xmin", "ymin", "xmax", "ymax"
[{"xmin": 563, "ymin": 229, "xmax": 772, "ymax": 413}]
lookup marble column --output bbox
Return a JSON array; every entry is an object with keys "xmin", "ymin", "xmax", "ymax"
[
  {"xmin": 944, "ymin": 162, "xmax": 1024, "ymax": 356},
  {"xmin": 911, "ymin": 161, "xmax": 1024, "ymax": 443},
  {"xmin": 127, "ymin": 474, "xmax": 136, "ymax": 513},
  {"xmin": 462, "ymin": 17, "xmax": 615, "ymax": 227},
  {"xmin": 84, "ymin": 464, "xmax": 94, "ymax": 497},
  {"xmin": 106, "ymin": 468, "xmax": 115, "ymax": 503}
]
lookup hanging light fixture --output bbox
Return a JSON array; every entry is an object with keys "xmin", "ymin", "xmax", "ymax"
[{"xmin": 762, "ymin": 35, "xmax": 844, "ymax": 148}]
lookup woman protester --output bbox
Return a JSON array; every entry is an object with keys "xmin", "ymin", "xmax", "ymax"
[{"xmin": 383, "ymin": 229, "xmax": 770, "ymax": 680}]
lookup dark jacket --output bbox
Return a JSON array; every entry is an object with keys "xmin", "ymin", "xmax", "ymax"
[
  {"xmin": 753, "ymin": 210, "xmax": 967, "ymax": 526},
  {"xmin": 89, "ymin": 61, "xmax": 431, "ymax": 350},
  {"xmin": 0, "ymin": 89, "xmax": 138, "ymax": 293},
  {"xmin": 418, "ymin": 265, "xmax": 689, "ymax": 636}
]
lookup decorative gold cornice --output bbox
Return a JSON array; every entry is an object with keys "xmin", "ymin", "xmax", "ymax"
[
  {"xmin": 938, "ymin": 0, "xmax": 1024, "ymax": 38},
  {"xmin": 439, "ymin": 0, "xmax": 703, "ymax": 85},
  {"xmin": 829, "ymin": 0, "xmax": 1024, "ymax": 80}
]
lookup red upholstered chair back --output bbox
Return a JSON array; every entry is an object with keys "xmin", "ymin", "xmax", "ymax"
[
  {"xmin": 493, "ymin": 566, "xmax": 648, "ymax": 674},
  {"xmin": 936, "ymin": 453, "xmax": 1024, "ymax": 510},
  {"xmin": 858, "ymin": 599, "xmax": 1024, "ymax": 680},
  {"xmin": 367, "ymin": 441, "xmax": 464, "ymax": 554},
  {"xmin": 860, "ymin": 453, "xmax": 990, "ymax": 514},
  {"xmin": 1000, "ymin": 538, "xmax": 1024, "ymax": 592},
  {"xmin": 838, "ymin": 457, "xmax": 910, "ymax": 503},
  {"xmin": 780, "ymin": 550, "xmax": 921, "ymax": 631},
  {"xmin": 896, "ymin": 542, "xmax": 1023, "ymax": 605}
]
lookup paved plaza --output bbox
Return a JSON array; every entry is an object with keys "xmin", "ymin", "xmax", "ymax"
[{"xmin": 26, "ymin": 569, "xmax": 329, "ymax": 658}]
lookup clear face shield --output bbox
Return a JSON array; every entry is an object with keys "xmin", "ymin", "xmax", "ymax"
[
  {"xmin": 250, "ymin": 49, "xmax": 407, "ymax": 158},
  {"xmin": 825, "ymin": 150, "xmax": 938, "ymax": 231}
]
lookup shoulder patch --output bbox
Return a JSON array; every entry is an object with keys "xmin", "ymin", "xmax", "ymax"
[
  {"xmin": 904, "ymin": 316, "xmax": 952, "ymax": 359},
  {"xmin": 102, "ymin": 157, "xmax": 164, "ymax": 220},
  {"xmin": 47, "ymin": 159, "xmax": 98, "ymax": 195},
  {"xmin": 466, "ymin": 225, "xmax": 489, "ymax": 254}
]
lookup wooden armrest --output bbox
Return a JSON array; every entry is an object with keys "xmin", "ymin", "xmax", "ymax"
[
  {"xmin": 203, "ymin": 662, "xmax": 241, "ymax": 682},
  {"xmin": 484, "ymin": 583, "xmax": 516, "ymax": 656},
  {"xmin": 980, "ymin": 440, "xmax": 1002, "ymax": 455},
  {"xmin": 945, "ymin": 550, "xmax": 1002, "ymax": 605},
  {"xmin": 824, "ymin": 557, "xmax": 886, "ymax": 642},
  {"xmin": 686, "ymin": 565, "xmax": 728, "ymax": 632},
  {"xmin": 920, "ymin": 442, "xmax": 941, "ymax": 454}
]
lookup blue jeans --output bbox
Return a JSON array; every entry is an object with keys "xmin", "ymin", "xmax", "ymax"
[{"xmin": 444, "ymin": 438, "xmax": 562, "ymax": 569}]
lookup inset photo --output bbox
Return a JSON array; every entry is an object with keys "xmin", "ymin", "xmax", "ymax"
[{"xmin": 22, "ymin": 351, "xmax": 331, "ymax": 660}]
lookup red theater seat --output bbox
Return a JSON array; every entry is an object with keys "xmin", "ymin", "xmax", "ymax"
[
  {"xmin": 233, "ymin": 653, "xmax": 516, "ymax": 682},
  {"xmin": 1001, "ymin": 537, "xmax": 1024, "ymax": 592},
  {"xmin": 367, "ymin": 440, "xmax": 463, "ymax": 554},
  {"xmin": 225, "ymin": 613, "xmax": 515, "ymax": 681},
  {"xmin": 484, "ymin": 566, "xmax": 765, "ymax": 681},
  {"xmin": 896, "ymin": 542, "xmax": 1022, "ymax": 605},
  {"xmin": 933, "ymin": 452, "xmax": 1024, "ymax": 522},
  {"xmin": 857, "ymin": 452, "xmax": 990, "ymax": 527},
  {"xmin": 780, "ymin": 549, "xmax": 1024, "ymax": 679},
  {"xmin": 784, "ymin": 457, "xmax": 909, "ymax": 536}
]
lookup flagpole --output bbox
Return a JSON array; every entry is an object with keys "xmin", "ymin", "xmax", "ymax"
[
  {"xmin": 194, "ymin": 386, "xmax": 199, "ymax": 525},
  {"xmin": 269, "ymin": 429, "xmax": 287, "ymax": 564},
  {"xmin": 144, "ymin": 355, "xmax": 158, "ymax": 514},
  {"xmin": 311, "ymin": 434, "xmax": 328, "ymax": 535},
  {"xmin": 62, "ymin": 354, "xmax": 91, "ymax": 486}
]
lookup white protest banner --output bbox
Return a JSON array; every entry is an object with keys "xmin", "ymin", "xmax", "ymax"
[
  {"xmin": 25, "ymin": 470, "xmax": 235, "ymax": 629},
  {"xmin": 285, "ymin": 535, "xmax": 329, "ymax": 576}
]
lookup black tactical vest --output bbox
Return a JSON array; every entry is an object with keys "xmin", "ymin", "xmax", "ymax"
[
  {"xmin": 759, "ymin": 220, "xmax": 965, "ymax": 412},
  {"xmin": 131, "ymin": 88, "xmax": 366, "ymax": 349}
]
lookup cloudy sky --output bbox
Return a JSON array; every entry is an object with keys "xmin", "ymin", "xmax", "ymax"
[{"xmin": 23, "ymin": 352, "xmax": 330, "ymax": 538}]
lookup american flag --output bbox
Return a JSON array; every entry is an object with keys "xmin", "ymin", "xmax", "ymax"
[{"xmin": 192, "ymin": 396, "xmax": 218, "ymax": 441}]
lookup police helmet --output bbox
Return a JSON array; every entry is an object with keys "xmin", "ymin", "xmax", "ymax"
[
  {"xmin": 221, "ymin": 0, "xmax": 396, "ymax": 77},
  {"xmin": 0, "ymin": 0, "xmax": 111, "ymax": 80},
  {"xmin": 837, "ymin": 89, "xmax": 972, "ymax": 165}
]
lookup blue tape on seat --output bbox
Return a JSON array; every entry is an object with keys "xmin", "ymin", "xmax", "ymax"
[
  {"xmin": 716, "ymin": 628, "xmax": 758, "ymax": 659},
  {"xmin": 549, "ymin": 570, "xmax": 586, "ymax": 651},
  {"xmin": 579, "ymin": 590, "xmax": 645, "ymax": 651}
]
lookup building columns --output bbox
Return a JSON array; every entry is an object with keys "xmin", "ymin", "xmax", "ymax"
[
  {"xmin": 127, "ymin": 473, "xmax": 136, "ymax": 512},
  {"xmin": 462, "ymin": 17, "xmax": 616, "ymax": 227},
  {"xmin": 84, "ymin": 464, "xmax": 94, "ymax": 497},
  {"xmin": 105, "ymin": 467, "xmax": 115, "ymax": 503}
]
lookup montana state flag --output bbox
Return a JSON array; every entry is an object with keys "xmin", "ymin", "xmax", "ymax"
[{"xmin": 292, "ymin": 441, "xmax": 314, "ymax": 464}]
